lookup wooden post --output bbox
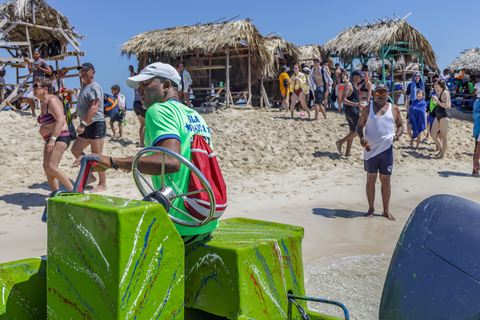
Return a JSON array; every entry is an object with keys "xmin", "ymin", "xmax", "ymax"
[
  {"xmin": 208, "ymin": 56, "xmax": 211, "ymax": 86},
  {"xmin": 76, "ymin": 54, "xmax": 82, "ymax": 86},
  {"xmin": 248, "ymin": 47, "xmax": 251, "ymax": 105},
  {"xmin": 260, "ymin": 77, "xmax": 264, "ymax": 108},
  {"xmin": 226, "ymin": 47, "xmax": 230, "ymax": 108},
  {"xmin": 31, "ymin": 0, "xmax": 35, "ymax": 25},
  {"xmin": 25, "ymin": 25, "xmax": 32, "ymax": 61}
]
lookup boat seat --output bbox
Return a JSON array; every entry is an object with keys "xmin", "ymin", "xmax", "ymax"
[{"xmin": 184, "ymin": 218, "xmax": 307, "ymax": 320}]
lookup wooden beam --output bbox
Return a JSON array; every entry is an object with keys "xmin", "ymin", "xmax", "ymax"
[
  {"xmin": 0, "ymin": 24, "xmax": 16, "ymax": 39},
  {"xmin": 248, "ymin": 48, "xmax": 251, "ymax": 100},
  {"xmin": 187, "ymin": 54, "xmax": 248, "ymax": 62},
  {"xmin": 187, "ymin": 65, "xmax": 231, "ymax": 71},
  {"xmin": 226, "ymin": 48, "xmax": 230, "ymax": 108},
  {"xmin": 57, "ymin": 28, "xmax": 81, "ymax": 52},
  {"xmin": 0, "ymin": 41, "xmax": 32, "ymax": 47}
]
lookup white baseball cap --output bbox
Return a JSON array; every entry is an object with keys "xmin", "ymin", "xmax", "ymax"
[{"xmin": 126, "ymin": 62, "xmax": 181, "ymax": 89}]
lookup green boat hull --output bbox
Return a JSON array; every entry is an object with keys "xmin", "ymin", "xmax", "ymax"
[{"xmin": 0, "ymin": 194, "xmax": 341, "ymax": 320}]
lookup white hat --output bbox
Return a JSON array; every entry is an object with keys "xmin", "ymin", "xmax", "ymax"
[{"xmin": 126, "ymin": 62, "xmax": 181, "ymax": 89}]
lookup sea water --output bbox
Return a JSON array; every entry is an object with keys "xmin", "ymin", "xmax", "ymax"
[{"xmin": 304, "ymin": 254, "xmax": 391, "ymax": 320}]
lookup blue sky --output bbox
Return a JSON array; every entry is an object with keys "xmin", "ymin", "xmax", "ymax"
[{"xmin": 3, "ymin": 0, "xmax": 478, "ymax": 106}]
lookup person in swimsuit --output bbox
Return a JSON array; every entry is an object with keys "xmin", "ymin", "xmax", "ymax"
[
  {"xmin": 431, "ymin": 79, "xmax": 451, "ymax": 158},
  {"xmin": 309, "ymin": 58, "xmax": 327, "ymax": 120},
  {"xmin": 289, "ymin": 64, "xmax": 310, "ymax": 118},
  {"xmin": 34, "ymin": 78, "xmax": 73, "ymax": 192},
  {"xmin": 336, "ymin": 70, "xmax": 364, "ymax": 157},
  {"xmin": 356, "ymin": 84, "xmax": 404, "ymax": 221},
  {"xmin": 336, "ymin": 70, "xmax": 349, "ymax": 113}
]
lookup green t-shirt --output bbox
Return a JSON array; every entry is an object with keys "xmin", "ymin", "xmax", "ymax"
[{"xmin": 145, "ymin": 99, "xmax": 219, "ymax": 236}]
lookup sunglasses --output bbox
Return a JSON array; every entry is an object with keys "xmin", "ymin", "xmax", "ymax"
[
  {"xmin": 375, "ymin": 90, "xmax": 387, "ymax": 96},
  {"xmin": 32, "ymin": 83, "xmax": 45, "ymax": 89}
]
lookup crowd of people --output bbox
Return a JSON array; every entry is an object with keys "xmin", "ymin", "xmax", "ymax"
[
  {"xmin": 13, "ymin": 47, "xmax": 480, "ymax": 223},
  {"xmin": 20, "ymin": 49, "xmax": 217, "ymax": 242},
  {"xmin": 277, "ymin": 60, "xmax": 480, "ymax": 219}
]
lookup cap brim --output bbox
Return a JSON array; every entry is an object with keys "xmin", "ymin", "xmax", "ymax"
[{"xmin": 126, "ymin": 73, "xmax": 156, "ymax": 89}]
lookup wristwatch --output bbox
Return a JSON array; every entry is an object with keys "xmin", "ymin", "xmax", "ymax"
[{"xmin": 80, "ymin": 120, "xmax": 87, "ymax": 128}]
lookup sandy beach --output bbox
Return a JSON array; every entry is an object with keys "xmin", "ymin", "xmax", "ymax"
[{"xmin": 1, "ymin": 106, "xmax": 479, "ymax": 318}]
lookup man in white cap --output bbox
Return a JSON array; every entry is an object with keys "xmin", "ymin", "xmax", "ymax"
[{"xmin": 74, "ymin": 62, "xmax": 218, "ymax": 244}]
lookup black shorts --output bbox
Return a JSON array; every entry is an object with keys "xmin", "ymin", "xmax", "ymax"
[
  {"xmin": 344, "ymin": 105, "xmax": 360, "ymax": 132},
  {"xmin": 47, "ymin": 135, "xmax": 71, "ymax": 148},
  {"xmin": 79, "ymin": 121, "xmax": 106, "ymax": 140},
  {"xmin": 110, "ymin": 110, "xmax": 124, "ymax": 123},
  {"xmin": 133, "ymin": 100, "xmax": 146, "ymax": 118},
  {"xmin": 364, "ymin": 145, "xmax": 393, "ymax": 175}
]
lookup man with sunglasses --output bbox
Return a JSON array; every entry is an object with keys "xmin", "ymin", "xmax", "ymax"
[
  {"xmin": 356, "ymin": 84, "xmax": 404, "ymax": 221},
  {"xmin": 71, "ymin": 62, "xmax": 107, "ymax": 193}
]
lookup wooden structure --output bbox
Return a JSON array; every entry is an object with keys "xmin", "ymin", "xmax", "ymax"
[
  {"xmin": 260, "ymin": 35, "xmax": 300, "ymax": 108},
  {"xmin": 121, "ymin": 19, "xmax": 273, "ymax": 108},
  {"xmin": 323, "ymin": 15, "xmax": 438, "ymax": 102},
  {"xmin": 0, "ymin": 0, "xmax": 84, "ymax": 110}
]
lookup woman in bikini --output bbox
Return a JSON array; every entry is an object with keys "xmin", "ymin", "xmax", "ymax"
[
  {"xmin": 289, "ymin": 64, "xmax": 311, "ymax": 118},
  {"xmin": 431, "ymin": 79, "xmax": 451, "ymax": 158},
  {"xmin": 35, "ymin": 78, "xmax": 73, "ymax": 192}
]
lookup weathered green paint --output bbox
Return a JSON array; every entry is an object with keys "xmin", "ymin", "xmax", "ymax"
[
  {"xmin": 0, "ymin": 256, "xmax": 47, "ymax": 319},
  {"xmin": 46, "ymin": 194, "xmax": 184, "ymax": 320},
  {"xmin": 0, "ymin": 194, "xmax": 343, "ymax": 320},
  {"xmin": 184, "ymin": 218, "xmax": 340, "ymax": 320}
]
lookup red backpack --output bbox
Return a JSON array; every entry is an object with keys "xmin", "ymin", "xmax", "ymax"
[{"xmin": 184, "ymin": 135, "xmax": 227, "ymax": 221}]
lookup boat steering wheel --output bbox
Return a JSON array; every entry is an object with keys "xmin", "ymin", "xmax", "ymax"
[{"xmin": 132, "ymin": 147, "xmax": 216, "ymax": 227}]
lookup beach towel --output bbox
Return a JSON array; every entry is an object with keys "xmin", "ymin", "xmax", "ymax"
[
  {"xmin": 409, "ymin": 98, "xmax": 427, "ymax": 139},
  {"xmin": 409, "ymin": 72, "xmax": 425, "ymax": 103}
]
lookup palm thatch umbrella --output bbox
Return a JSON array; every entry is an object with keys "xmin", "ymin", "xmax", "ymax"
[
  {"xmin": 323, "ymin": 19, "xmax": 438, "ymax": 70},
  {"xmin": 0, "ymin": 0, "xmax": 82, "ymax": 54},
  {"xmin": 297, "ymin": 44, "xmax": 330, "ymax": 66},
  {"xmin": 263, "ymin": 34, "xmax": 299, "ymax": 77},
  {"xmin": 448, "ymin": 48, "xmax": 480, "ymax": 74}
]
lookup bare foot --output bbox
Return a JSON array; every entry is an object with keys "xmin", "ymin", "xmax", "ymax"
[
  {"xmin": 364, "ymin": 209, "xmax": 374, "ymax": 218},
  {"xmin": 336, "ymin": 141, "xmax": 342, "ymax": 154},
  {"xmin": 90, "ymin": 184, "xmax": 107, "ymax": 193},
  {"xmin": 86, "ymin": 174, "xmax": 97, "ymax": 186},
  {"xmin": 410, "ymin": 139, "xmax": 413, "ymax": 147},
  {"xmin": 345, "ymin": 153, "xmax": 351, "ymax": 157},
  {"xmin": 382, "ymin": 211, "xmax": 396, "ymax": 221}
]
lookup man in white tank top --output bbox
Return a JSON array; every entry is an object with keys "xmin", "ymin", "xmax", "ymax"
[{"xmin": 356, "ymin": 84, "xmax": 404, "ymax": 221}]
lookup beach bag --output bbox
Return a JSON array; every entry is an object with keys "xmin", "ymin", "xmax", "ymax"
[
  {"xmin": 47, "ymin": 39, "xmax": 61, "ymax": 57},
  {"xmin": 184, "ymin": 135, "xmax": 227, "ymax": 221},
  {"xmin": 103, "ymin": 93, "xmax": 118, "ymax": 118},
  {"xmin": 62, "ymin": 99, "xmax": 76, "ymax": 140}
]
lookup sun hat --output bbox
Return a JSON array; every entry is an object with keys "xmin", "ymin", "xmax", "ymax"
[
  {"xmin": 77, "ymin": 62, "xmax": 95, "ymax": 71},
  {"xmin": 126, "ymin": 62, "xmax": 181, "ymax": 89}
]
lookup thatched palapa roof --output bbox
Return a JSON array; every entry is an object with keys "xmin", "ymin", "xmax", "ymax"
[
  {"xmin": 297, "ymin": 44, "xmax": 329, "ymax": 65},
  {"xmin": 122, "ymin": 19, "xmax": 273, "ymax": 81},
  {"xmin": 0, "ymin": 0, "xmax": 82, "ymax": 53},
  {"xmin": 263, "ymin": 34, "xmax": 300, "ymax": 77},
  {"xmin": 448, "ymin": 48, "xmax": 480, "ymax": 73},
  {"xmin": 323, "ymin": 19, "xmax": 438, "ymax": 70}
]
